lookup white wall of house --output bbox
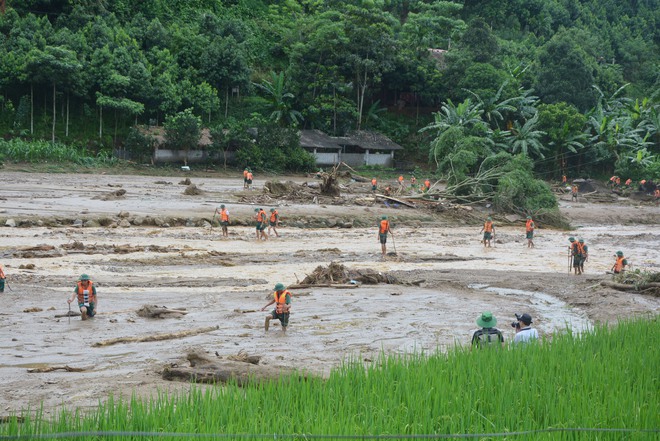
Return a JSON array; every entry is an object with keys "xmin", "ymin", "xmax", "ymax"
[{"xmin": 154, "ymin": 149, "xmax": 235, "ymax": 164}]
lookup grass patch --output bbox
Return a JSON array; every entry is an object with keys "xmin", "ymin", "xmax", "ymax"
[{"xmin": 1, "ymin": 316, "xmax": 658, "ymax": 440}]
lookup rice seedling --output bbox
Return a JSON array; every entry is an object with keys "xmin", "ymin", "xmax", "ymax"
[{"xmin": 1, "ymin": 316, "xmax": 657, "ymax": 440}]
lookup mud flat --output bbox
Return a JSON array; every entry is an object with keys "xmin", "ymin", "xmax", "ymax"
[{"xmin": 0, "ymin": 171, "xmax": 658, "ymax": 415}]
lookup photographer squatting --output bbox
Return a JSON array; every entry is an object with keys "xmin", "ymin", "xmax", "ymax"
[{"xmin": 512, "ymin": 313, "xmax": 539, "ymax": 344}]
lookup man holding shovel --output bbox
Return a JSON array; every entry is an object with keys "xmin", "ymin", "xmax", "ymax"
[
  {"xmin": 378, "ymin": 215, "xmax": 393, "ymax": 257},
  {"xmin": 214, "ymin": 204, "xmax": 230, "ymax": 237},
  {"xmin": 67, "ymin": 274, "xmax": 97, "ymax": 320}
]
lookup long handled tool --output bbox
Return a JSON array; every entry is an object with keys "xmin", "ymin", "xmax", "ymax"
[
  {"xmin": 210, "ymin": 210, "xmax": 217, "ymax": 232},
  {"xmin": 391, "ymin": 231, "xmax": 397, "ymax": 255},
  {"xmin": 5, "ymin": 280, "xmax": 12, "ymax": 292},
  {"xmin": 68, "ymin": 301, "xmax": 71, "ymax": 325},
  {"xmin": 567, "ymin": 249, "xmax": 572, "ymax": 274}
]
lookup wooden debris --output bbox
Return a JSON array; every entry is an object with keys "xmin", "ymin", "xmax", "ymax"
[
  {"xmin": 374, "ymin": 193, "xmax": 417, "ymax": 208},
  {"xmin": 299, "ymin": 262, "xmax": 402, "ymax": 286},
  {"xmin": 23, "ymin": 307, "xmax": 43, "ymax": 313},
  {"xmin": 93, "ymin": 325, "xmax": 218, "ymax": 347},
  {"xmin": 137, "ymin": 305, "xmax": 188, "ymax": 318},
  {"xmin": 27, "ymin": 365, "xmax": 86, "ymax": 373},
  {"xmin": 226, "ymin": 349, "xmax": 261, "ymax": 365},
  {"xmin": 162, "ymin": 351, "xmax": 296, "ymax": 386}
]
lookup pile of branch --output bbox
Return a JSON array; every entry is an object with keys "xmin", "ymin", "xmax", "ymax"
[
  {"xmin": 601, "ymin": 271, "xmax": 660, "ymax": 296},
  {"xmin": 295, "ymin": 262, "xmax": 401, "ymax": 287}
]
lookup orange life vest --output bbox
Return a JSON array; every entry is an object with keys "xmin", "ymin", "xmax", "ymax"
[
  {"xmin": 562, "ymin": 175, "xmax": 567, "ymax": 183},
  {"xmin": 576, "ymin": 242, "xmax": 585, "ymax": 255},
  {"xmin": 398, "ymin": 176, "xmax": 404, "ymax": 183},
  {"xmin": 526, "ymin": 219, "xmax": 534, "ymax": 232},
  {"xmin": 655, "ymin": 189, "xmax": 660, "ymax": 198},
  {"xmin": 0, "ymin": 266, "xmax": 5, "ymax": 279},
  {"xmin": 616, "ymin": 177, "xmax": 621, "ymax": 185},
  {"xmin": 76, "ymin": 281, "xmax": 95, "ymax": 304},
  {"xmin": 625, "ymin": 179, "xmax": 631, "ymax": 186},
  {"xmin": 371, "ymin": 178, "xmax": 377, "ymax": 186},
  {"xmin": 274, "ymin": 290, "xmax": 291, "ymax": 314},
  {"xmin": 379, "ymin": 220, "xmax": 389, "ymax": 234},
  {"xmin": 270, "ymin": 211, "xmax": 278, "ymax": 222},
  {"xmin": 483, "ymin": 221, "xmax": 493, "ymax": 233},
  {"xmin": 571, "ymin": 185, "xmax": 578, "ymax": 194},
  {"xmin": 424, "ymin": 180, "xmax": 430, "ymax": 188},
  {"xmin": 613, "ymin": 256, "xmax": 626, "ymax": 273},
  {"xmin": 257, "ymin": 210, "xmax": 266, "ymax": 222},
  {"xmin": 220, "ymin": 209, "xmax": 229, "ymax": 222},
  {"xmin": 247, "ymin": 172, "xmax": 253, "ymax": 180},
  {"xmin": 243, "ymin": 170, "xmax": 248, "ymax": 178},
  {"xmin": 610, "ymin": 176, "xmax": 616, "ymax": 182}
]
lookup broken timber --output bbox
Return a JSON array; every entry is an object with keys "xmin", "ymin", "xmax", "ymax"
[
  {"xmin": 93, "ymin": 325, "xmax": 218, "ymax": 347},
  {"xmin": 374, "ymin": 193, "xmax": 417, "ymax": 208},
  {"xmin": 27, "ymin": 365, "xmax": 86, "ymax": 373}
]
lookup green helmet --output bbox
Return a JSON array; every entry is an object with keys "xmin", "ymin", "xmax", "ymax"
[
  {"xmin": 270, "ymin": 208, "xmax": 275, "ymax": 212},
  {"xmin": 220, "ymin": 204, "xmax": 225, "ymax": 208},
  {"xmin": 274, "ymin": 283, "xmax": 285, "ymax": 291},
  {"xmin": 568, "ymin": 237, "xmax": 575, "ymax": 242},
  {"xmin": 254, "ymin": 208, "xmax": 259, "ymax": 212},
  {"xmin": 381, "ymin": 215, "xmax": 388, "ymax": 220},
  {"xmin": 616, "ymin": 251, "xmax": 623, "ymax": 256},
  {"xmin": 487, "ymin": 216, "xmax": 492, "ymax": 221},
  {"xmin": 80, "ymin": 274, "xmax": 90, "ymax": 281},
  {"xmin": 578, "ymin": 238, "xmax": 584, "ymax": 243},
  {"xmin": 526, "ymin": 216, "xmax": 532, "ymax": 219}
]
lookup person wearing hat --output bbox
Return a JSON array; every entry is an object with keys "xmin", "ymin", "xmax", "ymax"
[
  {"xmin": 611, "ymin": 251, "xmax": 628, "ymax": 274},
  {"xmin": 578, "ymin": 238, "xmax": 588, "ymax": 274},
  {"xmin": 525, "ymin": 216, "xmax": 535, "ymax": 248},
  {"xmin": 513, "ymin": 313, "xmax": 539, "ymax": 344},
  {"xmin": 471, "ymin": 312, "xmax": 504, "ymax": 349},
  {"xmin": 568, "ymin": 237, "xmax": 583, "ymax": 275},
  {"xmin": 371, "ymin": 177, "xmax": 378, "ymax": 192},
  {"xmin": 254, "ymin": 208, "xmax": 268, "ymax": 241},
  {"xmin": 261, "ymin": 283, "xmax": 292, "ymax": 332},
  {"xmin": 378, "ymin": 215, "xmax": 392, "ymax": 257},
  {"xmin": 243, "ymin": 168, "xmax": 249, "ymax": 189},
  {"xmin": 67, "ymin": 274, "xmax": 97, "ymax": 320},
  {"xmin": 479, "ymin": 217, "xmax": 495, "ymax": 248},
  {"xmin": 268, "ymin": 208, "xmax": 280, "ymax": 237},
  {"xmin": 215, "ymin": 204, "xmax": 230, "ymax": 237}
]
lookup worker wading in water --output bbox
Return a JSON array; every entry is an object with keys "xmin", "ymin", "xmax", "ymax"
[
  {"xmin": 611, "ymin": 251, "xmax": 628, "ymax": 274},
  {"xmin": 268, "ymin": 208, "xmax": 280, "ymax": 237},
  {"xmin": 525, "ymin": 216, "xmax": 535, "ymax": 248},
  {"xmin": 216, "ymin": 204, "xmax": 230, "ymax": 237},
  {"xmin": 262, "ymin": 283, "xmax": 292, "ymax": 333},
  {"xmin": 568, "ymin": 237, "xmax": 585, "ymax": 275},
  {"xmin": 67, "ymin": 274, "xmax": 97, "ymax": 320}
]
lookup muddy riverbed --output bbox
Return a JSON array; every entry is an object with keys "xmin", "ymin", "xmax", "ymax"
[{"xmin": 0, "ymin": 170, "xmax": 658, "ymax": 416}]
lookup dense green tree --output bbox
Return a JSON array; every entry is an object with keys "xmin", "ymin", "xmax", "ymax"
[{"xmin": 164, "ymin": 108, "xmax": 202, "ymax": 165}]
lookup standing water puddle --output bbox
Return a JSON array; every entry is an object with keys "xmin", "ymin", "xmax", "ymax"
[{"xmin": 469, "ymin": 284, "xmax": 593, "ymax": 335}]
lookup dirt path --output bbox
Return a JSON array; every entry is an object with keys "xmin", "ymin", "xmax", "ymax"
[{"xmin": 0, "ymin": 171, "xmax": 658, "ymax": 416}]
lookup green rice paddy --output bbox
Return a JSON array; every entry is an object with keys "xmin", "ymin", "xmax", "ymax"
[{"xmin": 1, "ymin": 316, "xmax": 658, "ymax": 440}]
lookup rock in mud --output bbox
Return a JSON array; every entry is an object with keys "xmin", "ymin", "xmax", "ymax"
[{"xmin": 5, "ymin": 218, "xmax": 16, "ymax": 227}]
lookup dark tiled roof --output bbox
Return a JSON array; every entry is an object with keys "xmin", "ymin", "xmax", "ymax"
[
  {"xmin": 339, "ymin": 130, "xmax": 403, "ymax": 151},
  {"xmin": 299, "ymin": 129, "xmax": 342, "ymax": 150}
]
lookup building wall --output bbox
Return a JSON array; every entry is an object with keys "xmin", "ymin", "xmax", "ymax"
[
  {"xmin": 365, "ymin": 153, "xmax": 393, "ymax": 167},
  {"xmin": 303, "ymin": 149, "xmax": 395, "ymax": 167}
]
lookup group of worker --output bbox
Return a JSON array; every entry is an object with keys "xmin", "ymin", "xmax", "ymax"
[
  {"xmin": 372, "ymin": 176, "xmax": 431, "ymax": 195},
  {"xmin": 211, "ymin": 205, "xmax": 280, "ymax": 240}
]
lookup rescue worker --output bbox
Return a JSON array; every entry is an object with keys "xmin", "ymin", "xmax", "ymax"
[
  {"xmin": 615, "ymin": 176, "xmax": 621, "ymax": 187},
  {"xmin": 410, "ymin": 175, "xmax": 417, "ymax": 190},
  {"xmin": 398, "ymin": 175, "xmax": 404, "ymax": 188},
  {"xmin": 255, "ymin": 208, "xmax": 268, "ymax": 241},
  {"xmin": 479, "ymin": 217, "xmax": 495, "ymax": 248},
  {"xmin": 384, "ymin": 185, "xmax": 392, "ymax": 196},
  {"xmin": 268, "ymin": 208, "xmax": 280, "ymax": 237},
  {"xmin": 215, "ymin": 204, "xmax": 230, "ymax": 237},
  {"xmin": 371, "ymin": 177, "xmax": 377, "ymax": 192},
  {"xmin": 571, "ymin": 184, "xmax": 579, "ymax": 202},
  {"xmin": 568, "ymin": 237, "xmax": 583, "ymax": 275},
  {"xmin": 246, "ymin": 169, "xmax": 254, "ymax": 190},
  {"xmin": 378, "ymin": 215, "xmax": 392, "ymax": 257},
  {"xmin": 0, "ymin": 264, "xmax": 5, "ymax": 292},
  {"xmin": 655, "ymin": 188, "xmax": 660, "ymax": 206},
  {"xmin": 611, "ymin": 251, "xmax": 628, "ymax": 274},
  {"xmin": 608, "ymin": 175, "xmax": 616, "ymax": 188},
  {"xmin": 424, "ymin": 179, "xmax": 431, "ymax": 192},
  {"xmin": 562, "ymin": 175, "xmax": 567, "ymax": 184},
  {"xmin": 67, "ymin": 274, "xmax": 97, "ymax": 320},
  {"xmin": 243, "ymin": 168, "xmax": 249, "ymax": 189},
  {"xmin": 261, "ymin": 282, "xmax": 291, "ymax": 333},
  {"xmin": 625, "ymin": 178, "xmax": 632, "ymax": 187},
  {"xmin": 578, "ymin": 238, "xmax": 588, "ymax": 274},
  {"xmin": 525, "ymin": 216, "xmax": 535, "ymax": 248}
]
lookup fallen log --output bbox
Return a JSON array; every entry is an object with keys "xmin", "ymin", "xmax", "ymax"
[
  {"xmin": 374, "ymin": 193, "xmax": 417, "ymax": 208},
  {"xmin": 287, "ymin": 283, "xmax": 359, "ymax": 289},
  {"xmin": 137, "ymin": 305, "xmax": 188, "ymax": 318},
  {"xmin": 93, "ymin": 325, "xmax": 218, "ymax": 347},
  {"xmin": 600, "ymin": 281, "xmax": 660, "ymax": 291},
  {"xmin": 27, "ymin": 365, "xmax": 86, "ymax": 373}
]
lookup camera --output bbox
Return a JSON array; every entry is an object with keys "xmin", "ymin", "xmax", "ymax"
[{"xmin": 511, "ymin": 313, "xmax": 522, "ymax": 329}]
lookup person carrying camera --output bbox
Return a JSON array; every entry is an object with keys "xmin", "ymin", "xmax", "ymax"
[
  {"xmin": 471, "ymin": 312, "xmax": 504, "ymax": 349},
  {"xmin": 512, "ymin": 313, "xmax": 539, "ymax": 344}
]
